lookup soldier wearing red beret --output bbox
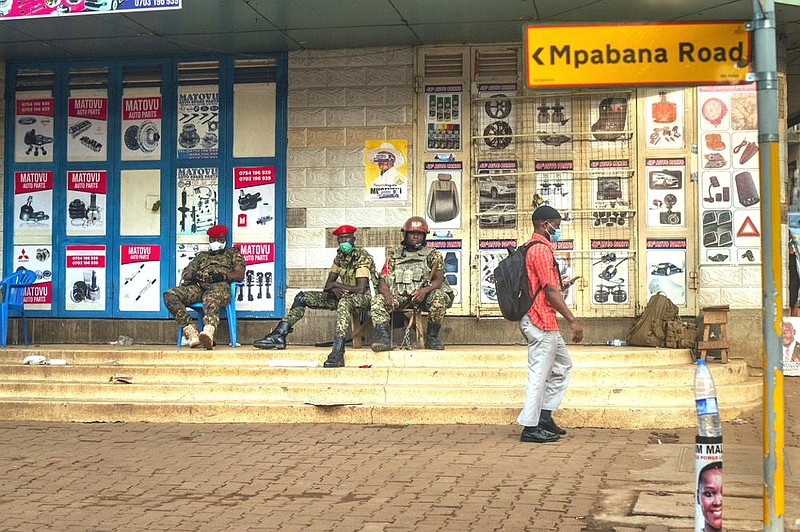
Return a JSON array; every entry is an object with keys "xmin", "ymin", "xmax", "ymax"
[
  {"xmin": 163, "ymin": 224, "xmax": 246, "ymax": 349},
  {"xmin": 254, "ymin": 224, "xmax": 378, "ymax": 368}
]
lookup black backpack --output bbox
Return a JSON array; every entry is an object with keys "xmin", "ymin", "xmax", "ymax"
[{"xmin": 494, "ymin": 241, "xmax": 551, "ymax": 321}]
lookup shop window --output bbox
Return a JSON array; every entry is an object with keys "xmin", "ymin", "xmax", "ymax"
[{"xmin": 233, "ymin": 58, "xmax": 277, "ymax": 158}]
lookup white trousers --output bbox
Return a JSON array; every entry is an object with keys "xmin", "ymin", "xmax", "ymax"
[{"xmin": 516, "ymin": 314, "xmax": 573, "ymax": 427}]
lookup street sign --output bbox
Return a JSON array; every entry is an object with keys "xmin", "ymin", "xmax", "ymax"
[{"xmin": 524, "ymin": 22, "xmax": 750, "ymax": 89}]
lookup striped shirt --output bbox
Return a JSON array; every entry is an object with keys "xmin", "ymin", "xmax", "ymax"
[{"xmin": 525, "ymin": 232, "xmax": 559, "ymax": 331}]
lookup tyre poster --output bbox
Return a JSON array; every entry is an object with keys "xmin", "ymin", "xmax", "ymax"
[
  {"xmin": 119, "ymin": 245, "xmax": 161, "ymax": 312},
  {"xmin": 177, "ymin": 88, "xmax": 219, "ymax": 160},
  {"xmin": 13, "ymin": 245, "xmax": 52, "ymax": 311},
  {"xmin": 233, "ymin": 166, "xmax": 276, "ymax": 243},
  {"xmin": 425, "ymin": 84, "xmax": 461, "ymax": 152},
  {"xmin": 15, "ymin": 98, "xmax": 54, "ymax": 163},
  {"xmin": 67, "ymin": 97, "xmax": 108, "ymax": 161},
  {"xmin": 65, "ymin": 244, "xmax": 106, "ymax": 312},
  {"xmin": 67, "ymin": 170, "xmax": 107, "ymax": 236},
  {"xmin": 235, "ymin": 242, "xmax": 275, "ymax": 312},
  {"xmin": 176, "ymin": 167, "xmax": 218, "ymax": 236},
  {"xmin": 477, "ymin": 84, "xmax": 516, "ymax": 153},
  {"xmin": 14, "ymin": 170, "xmax": 53, "ymax": 238},
  {"xmin": 646, "ymin": 238, "xmax": 687, "ymax": 305},
  {"xmin": 121, "ymin": 96, "xmax": 162, "ymax": 161}
]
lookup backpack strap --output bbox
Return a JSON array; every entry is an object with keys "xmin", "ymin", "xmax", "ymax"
[{"xmin": 524, "ymin": 240, "xmax": 563, "ymax": 301}]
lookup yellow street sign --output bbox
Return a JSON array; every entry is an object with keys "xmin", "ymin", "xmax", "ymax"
[{"xmin": 524, "ymin": 22, "xmax": 750, "ymax": 88}]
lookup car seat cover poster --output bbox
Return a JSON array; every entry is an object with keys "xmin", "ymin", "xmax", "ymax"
[
  {"xmin": 119, "ymin": 245, "xmax": 160, "ymax": 312},
  {"xmin": 0, "ymin": 1, "xmax": 182, "ymax": 20},
  {"xmin": 424, "ymin": 161, "xmax": 462, "ymax": 231}
]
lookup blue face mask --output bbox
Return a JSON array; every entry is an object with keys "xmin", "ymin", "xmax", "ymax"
[
  {"xmin": 338, "ymin": 242, "xmax": 354, "ymax": 254},
  {"xmin": 547, "ymin": 222, "xmax": 561, "ymax": 243}
]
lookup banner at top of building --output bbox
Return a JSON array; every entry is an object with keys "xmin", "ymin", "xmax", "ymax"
[
  {"xmin": 0, "ymin": 0, "xmax": 181, "ymax": 21},
  {"xmin": 524, "ymin": 22, "xmax": 750, "ymax": 89}
]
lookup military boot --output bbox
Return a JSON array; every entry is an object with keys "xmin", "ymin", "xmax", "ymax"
[
  {"xmin": 253, "ymin": 321, "xmax": 291, "ymax": 350},
  {"xmin": 370, "ymin": 323, "xmax": 393, "ymax": 352},
  {"xmin": 183, "ymin": 324, "xmax": 201, "ymax": 348},
  {"xmin": 424, "ymin": 323, "xmax": 445, "ymax": 350},
  {"xmin": 199, "ymin": 325, "xmax": 215, "ymax": 350},
  {"xmin": 323, "ymin": 336, "xmax": 346, "ymax": 368}
]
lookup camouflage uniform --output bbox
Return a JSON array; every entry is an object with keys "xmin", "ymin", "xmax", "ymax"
[
  {"xmin": 371, "ymin": 245, "xmax": 454, "ymax": 326},
  {"xmin": 287, "ymin": 247, "xmax": 378, "ymax": 336},
  {"xmin": 163, "ymin": 247, "xmax": 246, "ymax": 328}
]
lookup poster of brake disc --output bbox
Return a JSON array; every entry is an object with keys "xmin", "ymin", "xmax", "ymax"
[
  {"xmin": 424, "ymin": 161, "xmax": 462, "ymax": 230},
  {"xmin": 698, "ymin": 85, "xmax": 761, "ymax": 265},
  {"xmin": 15, "ymin": 98, "xmax": 54, "ymax": 163},
  {"xmin": 121, "ymin": 95, "xmax": 162, "ymax": 161},
  {"xmin": 176, "ymin": 167, "xmax": 218, "ymax": 236},
  {"xmin": 119, "ymin": 245, "xmax": 160, "ymax": 312},
  {"xmin": 645, "ymin": 158, "xmax": 686, "ymax": 229},
  {"xmin": 645, "ymin": 238, "xmax": 687, "ymax": 305},
  {"xmin": 477, "ymin": 84, "xmax": 516, "ymax": 152},
  {"xmin": 234, "ymin": 243, "xmax": 276, "ymax": 312},
  {"xmin": 66, "ymin": 96, "xmax": 107, "ymax": 161},
  {"xmin": 177, "ymin": 88, "xmax": 219, "ymax": 160},
  {"xmin": 429, "ymin": 240, "xmax": 462, "ymax": 305},
  {"xmin": 13, "ymin": 245, "xmax": 52, "ymax": 311},
  {"xmin": 533, "ymin": 160, "xmax": 573, "ymax": 222},
  {"xmin": 14, "ymin": 170, "xmax": 53, "ymax": 238},
  {"xmin": 65, "ymin": 244, "xmax": 106, "ymax": 311},
  {"xmin": 590, "ymin": 240, "xmax": 631, "ymax": 307},
  {"xmin": 589, "ymin": 160, "xmax": 632, "ymax": 229},
  {"xmin": 66, "ymin": 170, "xmax": 106, "ymax": 236},
  {"xmin": 477, "ymin": 160, "xmax": 518, "ymax": 230},
  {"xmin": 425, "ymin": 84, "xmax": 461, "ymax": 152},
  {"xmin": 233, "ymin": 166, "xmax": 276, "ymax": 242},
  {"xmin": 643, "ymin": 88, "xmax": 684, "ymax": 149}
]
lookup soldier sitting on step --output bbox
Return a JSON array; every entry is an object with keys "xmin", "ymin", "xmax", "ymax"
[
  {"xmin": 163, "ymin": 224, "xmax": 246, "ymax": 350},
  {"xmin": 253, "ymin": 224, "xmax": 378, "ymax": 368}
]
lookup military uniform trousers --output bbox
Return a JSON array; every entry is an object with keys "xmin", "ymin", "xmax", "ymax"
[
  {"xmin": 286, "ymin": 291, "xmax": 371, "ymax": 337},
  {"xmin": 370, "ymin": 288, "xmax": 451, "ymax": 327},
  {"xmin": 164, "ymin": 282, "xmax": 231, "ymax": 328}
]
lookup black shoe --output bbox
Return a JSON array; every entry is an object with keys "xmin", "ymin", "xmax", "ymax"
[
  {"xmin": 520, "ymin": 426, "xmax": 560, "ymax": 443},
  {"xmin": 538, "ymin": 418, "xmax": 567, "ymax": 435}
]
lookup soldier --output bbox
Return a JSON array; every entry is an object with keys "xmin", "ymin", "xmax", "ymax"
[
  {"xmin": 163, "ymin": 224, "xmax": 246, "ymax": 349},
  {"xmin": 371, "ymin": 216, "xmax": 454, "ymax": 352},
  {"xmin": 253, "ymin": 224, "xmax": 377, "ymax": 368}
]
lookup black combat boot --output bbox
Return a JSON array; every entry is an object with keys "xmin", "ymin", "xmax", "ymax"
[
  {"xmin": 323, "ymin": 336, "xmax": 346, "ymax": 368},
  {"xmin": 370, "ymin": 323, "xmax": 393, "ymax": 352},
  {"xmin": 424, "ymin": 323, "xmax": 445, "ymax": 350},
  {"xmin": 253, "ymin": 320, "xmax": 291, "ymax": 350},
  {"xmin": 538, "ymin": 409, "xmax": 567, "ymax": 435}
]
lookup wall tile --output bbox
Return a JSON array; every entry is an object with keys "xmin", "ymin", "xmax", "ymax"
[
  {"xmin": 307, "ymin": 248, "xmax": 338, "ymax": 268},
  {"xmin": 288, "ymin": 107, "xmax": 326, "ymax": 128},
  {"xmin": 385, "ymin": 206, "xmax": 414, "ymax": 226},
  {"xmin": 288, "ymin": 188, "xmax": 328, "ymax": 208},
  {"xmin": 306, "ymin": 167, "xmax": 346, "ymax": 188},
  {"xmin": 306, "ymin": 207, "xmax": 346, "ymax": 228},
  {"xmin": 385, "ymin": 86, "xmax": 414, "ymax": 106},
  {"xmin": 307, "ymin": 49, "xmax": 350, "ymax": 68},
  {"xmin": 346, "ymin": 207, "xmax": 387, "ymax": 228},
  {"xmin": 285, "ymin": 247, "xmax": 306, "ymax": 269},
  {"xmin": 287, "ymin": 227, "xmax": 327, "ymax": 248},
  {"xmin": 719, "ymin": 288, "xmax": 762, "ymax": 309},
  {"xmin": 286, "ymin": 168, "xmax": 307, "ymax": 188},
  {"xmin": 740, "ymin": 265, "xmax": 762, "ymax": 287},
  {"xmin": 365, "ymin": 65, "xmax": 412, "ymax": 86},
  {"xmin": 326, "ymin": 187, "xmax": 366, "ymax": 207},
  {"xmin": 345, "ymin": 127, "xmax": 387, "ymax": 147},
  {"xmin": 307, "ymin": 88, "xmax": 347, "ymax": 107},
  {"xmin": 287, "ymin": 89, "xmax": 307, "ymax": 108},
  {"xmin": 289, "ymin": 68, "xmax": 323, "ymax": 89},
  {"xmin": 346, "ymin": 87, "xmax": 386, "ymax": 107},
  {"xmin": 366, "ymin": 106, "xmax": 407, "ymax": 125},
  {"xmin": 327, "ymin": 67, "xmax": 368, "ymax": 87},
  {"xmin": 327, "ymin": 147, "xmax": 365, "ymax": 167},
  {"xmin": 386, "ymin": 125, "xmax": 413, "ymax": 141},
  {"xmin": 287, "ymin": 128, "xmax": 307, "ymax": 148},
  {"xmin": 287, "ymin": 147, "xmax": 326, "ymax": 169},
  {"xmin": 307, "ymin": 128, "xmax": 346, "ymax": 148},
  {"xmin": 288, "ymin": 50, "xmax": 308, "ymax": 68},
  {"xmin": 699, "ymin": 266, "xmax": 742, "ymax": 287},
  {"xmin": 344, "ymin": 166, "xmax": 369, "ymax": 188},
  {"xmin": 697, "ymin": 288, "xmax": 722, "ymax": 308},
  {"xmin": 327, "ymin": 107, "xmax": 367, "ymax": 127}
]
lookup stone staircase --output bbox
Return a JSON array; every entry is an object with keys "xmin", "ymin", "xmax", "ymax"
[{"xmin": 0, "ymin": 344, "xmax": 761, "ymax": 429}]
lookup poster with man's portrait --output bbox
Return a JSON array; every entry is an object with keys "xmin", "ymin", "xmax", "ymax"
[
  {"xmin": 781, "ymin": 318, "xmax": 800, "ymax": 376},
  {"xmin": 365, "ymin": 139, "xmax": 408, "ymax": 202}
]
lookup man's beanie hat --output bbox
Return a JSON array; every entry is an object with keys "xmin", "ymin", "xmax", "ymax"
[
  {"xmin": 532, "ymin": 205, "xmax": 561, "ymax": 221},
  {"xmin": 207, "ymin": 224, "xmax": 228, "ymax": 237}
]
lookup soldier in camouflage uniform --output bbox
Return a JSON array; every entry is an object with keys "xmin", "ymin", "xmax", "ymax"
[
  {"xmin": 163, "ymin": 224, "xmax": 246, "ymax": 350},
  {"xmin": 253, "ymin": 224, "xmax": 378, "ymax": 368},
  {"xmin": 371, "ymin": 216, "xmax": 454, "ymax": 352}
]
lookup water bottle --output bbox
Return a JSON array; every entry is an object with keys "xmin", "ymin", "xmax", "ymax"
[{"xmin": 694, "ymin": 359, "xmax": 722, "ymax": 437}]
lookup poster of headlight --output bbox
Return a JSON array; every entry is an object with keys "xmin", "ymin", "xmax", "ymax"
[
  {"xmin": 533, "ymin": 160, "xmax": 573, "ymax": 221},
  {"xmin": 66, "ymin": 96, "xmax": 107, "ymax": 161},
  {"xmin": 478, "ymin": 240, "xmax": 512, "ymax": 305},
  {"xmin": 589, "ymin": 93, "xmax": 631, "ymax": 143},
  {"xmin": 0, "ymin": 0, "xmax": 181, "ymax": 20},
  {"xmin": 65, "ymin": 244, "xmax": 106, "ymax": 312},
  {"xmin": 176, "ymin": 167, "xmax": 218, "ymax": 236},
  {"xmin": 175, "ymin": 242, "xmax": 208, "ymax": 284},
  {"xmin": 14, "ymin": 170, "xmax": 53, "ymax": 237},
  {"xmin": 424, "ymin": 161, "xmax": 462, "ymax": 230},
  {"xmin": 589, "ymin": 159, "xmax": 632, "ymax": 229},
  {"xmin": 429, "ymin": 239, "xmax": 462, "ymax": 305},
  {"xmin": 698, "ymin": 84, "xmax": 761, "ymax": 265},
  {"xmin": 533, "ymin": 95, "xmax": 573, "ymax": 151},
  {"xmin": 235, "ymin": 242, "xmax": 275, "ymax": 312},
  {"xmin": 365, "ymin": 139, "xmax": 408, "ymax": 202},
  {"xmin": 15, "ymin": 98, "xmax": 54, "ymax": 163},
  {"xmin": 645, "ymin": 238, "xmax": 687, "ymax": 305},
  {"xmin": 590, "ymin": 240, "xmax": 631, "ymax": 306},
  {"xmin": 233, "ymin": 166, "xmax": 276, "ymax": 242},
  {"xmin": 177, "ymin": 88, "xmax": 219, "ymax": 160},
  {"xmin": 477, "ymin": 160, "xmax": 518, "ymax": 230},
  {"xmin": 66, "ymin": 170, "xmax": 106, "ymax": 236},
  {"xmin": 643, "ymin": 88, "xmax": 684, "ymax": 149},
  {"xmin": 478, "ymin": 83, "xmax": 516, "ymax": 152},
  {"xmin": 119, "ymin": 244, "xmax": 161, "ymax": 312},
  {"xmin": 13, "ymin": 245, "xmax": 52, "ymax": 310},
  {"xmin": 121, "ymin": 95, "xmax": 162, "ymax": 161},
  {"xmin": 425, "ymin": 84, "xmax": 462, "ymax": 152},
  {"xmin": 645, "ymin": 158, "xmax": 686, "ymax": 229}
]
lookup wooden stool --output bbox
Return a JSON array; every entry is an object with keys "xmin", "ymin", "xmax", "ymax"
[
  {"xmin": 399, "ymin": 309, "xmax": 425, "ymax": 349},
  {"xmin": 697, "ymin": 305, "xmax": 730, "ymax": 363},
  {"xmin": 350, "ymin": 310, "xmax": 369, "ymax": 348}
]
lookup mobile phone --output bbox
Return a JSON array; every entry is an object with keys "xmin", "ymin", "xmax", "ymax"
[{"xmin": 563, "ymin": 275, "xmax": 581, "ymax": 287}]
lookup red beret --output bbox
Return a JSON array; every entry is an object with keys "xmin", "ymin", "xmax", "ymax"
[
  {"xmin": 332, "ymin": 224, "xmax": 357, "ymax": 236},
  {"xmin": 206, "ymin": 224, "xmax": 228, "ymax": 238}
]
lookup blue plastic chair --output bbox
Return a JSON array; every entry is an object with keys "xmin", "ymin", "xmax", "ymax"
[
  {"xmin": 0, "ymin": 268, "xmax": 38, "ymax": 346},
  {"xmin": 177, "ymin": 282, "xmax": 241, "ymax": 348}
]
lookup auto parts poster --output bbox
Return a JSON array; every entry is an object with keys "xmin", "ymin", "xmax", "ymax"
[
  {"xmin": 645, "ymin": 158, "xmax": 686, "ymax": 229},
  {"xmin": 67, "ymin": 96, "xmax": 107, "ymax": 161},
  {"xmin": 425, "ymin": 85, "xmax": 461, "ymax": 152},
  {"xmin": 235, "ymin": 243, "xmax": 275, "ymax": 312},
  {"xmin": 0, "ymin": 0, "xmax": 182, "ymax": 20},
  {"xmin": 590, "ymin": 240, "xmax": 631, "ymax": 307},
  {"xmin": 121, "ymin": 96, "xmax": 162, "ymax": 161},
  {"xmin": 13, "ymin": 245, "xmax": 52, "ymax": 311},
  {"xmin": 233, "ymin": 166, "xmax": 275, "ymax": 242},
  {"xmin": 365, "ymin": 139, "xmax": 408, "ymax": 202},
  {"xmin": 645, "ymin": 238, "xmax": 687, "ymax": 305},
  {"xmin": 533, "ymin": 160, "xmax": 572, "ymax": 225},
  {"xmin": 478, "ymin": 160, "xmax": 519, "ymax": 231},
  {"xmin": 478, "ymin": 84, "xmax": 516, "ymax": 152},
  {"xmin": 177, "ymin": 88, "xmax": 219, "ymax": 160},
  {"xmin": 65, "ymin": 244, "xmax": 106, "ymax": 312},
  {"xmin": 429, "ymin": 239, "xmax": 462, "ymax": 305},
  {"xmin": 643, "ymin": 88, "xmax": 684, "ymax": 149},
  {"xmin": 15, "ymin": 98, "xmax": 54, "ymax": 163},
  {"xmin": 590, "ymin": 159, "xmax": 632, "ymax": 229},
  {"xmin": 119, "ymin": 245, "xmax": 160, "ymax": 312},
  {"xmin": 67, "ymin": 170, "xmax": 106, "ymax": 236},
  {"xmin": 14, "ymin": 170, "xmax": 53, "ymax": 237},
  {"xmin": 176, "ymin": 167, "xmax": 218, "ymax": 236},
  {"xmin": 424, "ymin": 161, "xmax": 462, "ymax": 231}
]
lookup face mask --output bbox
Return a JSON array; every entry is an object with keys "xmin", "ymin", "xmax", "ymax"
[
  {"xmin": 546, "ymin": 222, "xmax": 561, "ymax": 243},
  {"xmin": 338, "ymin": 242, "xmax": 354, "ymax": 254},
  {"xmin": 209, "ymin": 241, "xmax": 225, "ymax": 252}
]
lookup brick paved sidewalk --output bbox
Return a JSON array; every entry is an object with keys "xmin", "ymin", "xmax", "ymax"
[{"xmin": 1, "ymin": 379, "xmax": 798, "ymax": 531}]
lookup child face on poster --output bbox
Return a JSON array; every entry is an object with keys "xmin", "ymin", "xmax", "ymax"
[{"xmin": 697, "ymin": 463, "xmax": 723, "ymax": 532}]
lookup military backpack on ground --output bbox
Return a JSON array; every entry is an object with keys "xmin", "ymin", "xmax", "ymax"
[{"xmin": 626, "ymin": 293, "xmax": 681, "ymax": 347}]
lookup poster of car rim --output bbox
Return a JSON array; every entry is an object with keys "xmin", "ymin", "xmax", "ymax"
[
  {"xmin": 0, "ymin": 0, "xmax": 182, "ymax": 21},
  {"xmin": 533, "ymin": 95, "xmax": 573, "ymax": 151},
  {"xmin": 121, "ymin": 95, "xmax": 162, "ymax": 161},
  {"xmin": 119, "ymin": 245, "xmax": 160, "ymax": 312},
  {"xmin": 590, "ymin": 159, "xmax": 632, "ymax": 229},
  {"xmin": 590, "ymin": 240, "xmax": 631, "ymax": 306},
  {"xmin": 14, "ymin": 170, "xmax": 53, "ymax": 237},
  {"xmin": 177, "ymin": 88, "xmax": 219, "ymax": 160},
  {"xmin": 424, "ymin": 161, "xmax": 462, "ymax": 231},
  {"xmin": 429, "ymin": 240, "xmax": 462, "ymax": 305},
  {"xmin": 175, "ymin": 167, "xmax": 218, "ymax": 236},
  {"xmin": 478, "ymin": 240, "xmax": 512, "ymax": 305},
  {"xmin": 643, "ymin": 88, "xmax": 684, "ymax": 149},
  {"xmin": 66, "ymin": 170, "xmax": 106, "ymax": 236},
  {"xmin": 233, "ymin": 166, "xmax": 276, "ymax": 242},
  {"xmin": 13, "ymin": 245, "xmax": 53, "ymax": 311},
  {"xmin": 424, "ymin": 84, "xmax": 461, "ymax": 152},
  {"xmin": 533, "ymin": 160, "xmax": 573, "ymax": 220},
  {"xmin": 477, "ymin": 160, "xmax": 518, "ymax": 230},
  {"xmin": 645, "ymin": 158, "xmax": 686, "ymax": 229},
  {"xmin": 645, "ymin": 238, "xmax": 687, "ymax": 305},
  {"xmin": 15, "ymin": 98, "xmax": 54, "ymax": 163},
  {"xmin": 235, "ymin": 243, "xmax": 275, "ymax": 312},
  {"xmin": 67, "ymin": 96, "xmax": 107, "ymax": 161},
  {"xmin": 65, "ymin": 244, "xmax": 106, "ymax": 311},
  {"xmin": 477, "ymin": 83, "xmax": 516, "ymax": 152},
  {"xmin": 698, "ymin": 84, "xmax": 761, "ymax": 265}
]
